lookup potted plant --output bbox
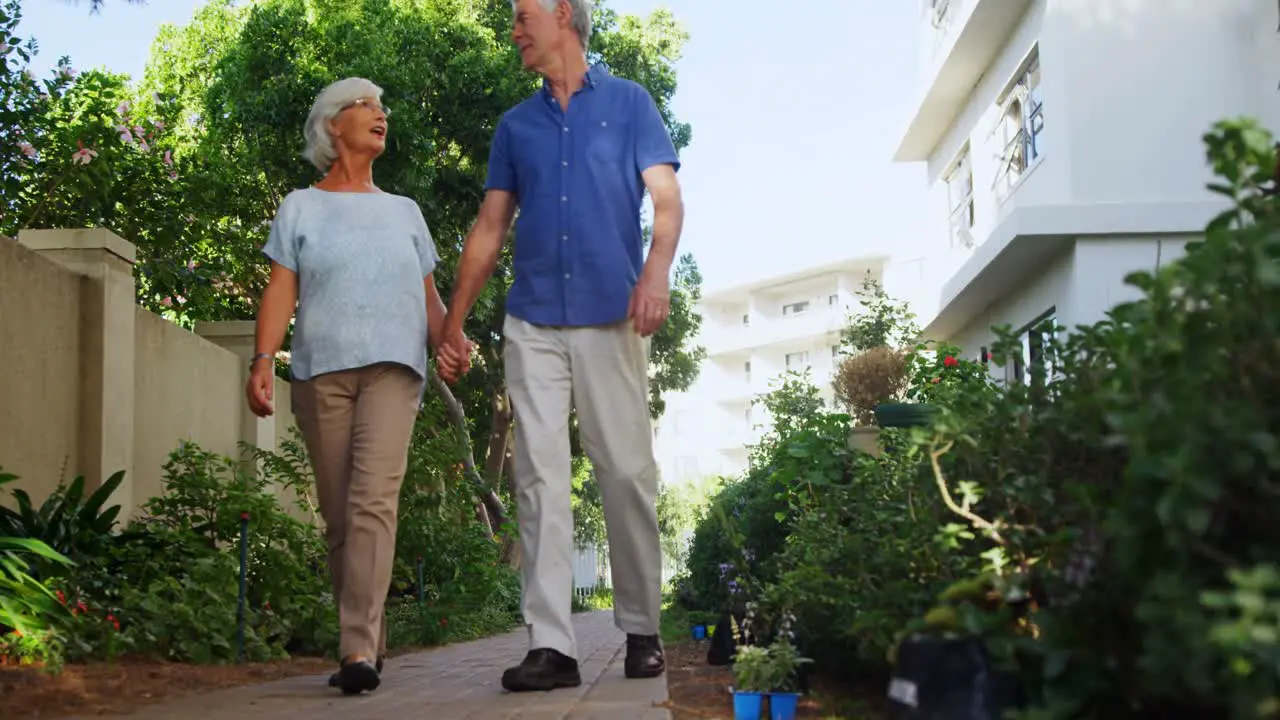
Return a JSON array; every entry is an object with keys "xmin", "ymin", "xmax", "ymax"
[
  {"xmin": 832, "ymin": 345, "xmax": 911, "ymax": 455},
  {"xmin": 763, "ymin": 611, "xmax": 812, "ymax": 720},
  {"xmin": 731, "ymin": 643, "xmax": 770, "ymax": 720}
]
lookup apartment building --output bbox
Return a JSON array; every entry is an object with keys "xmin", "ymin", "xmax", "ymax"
[
  {"xmin": 654, "ymin": 256, "xmax": 886, "ymax": 482},
  {"xmin": 889, "ymin": 0, "xmax": 1280, "ymax": 381}
]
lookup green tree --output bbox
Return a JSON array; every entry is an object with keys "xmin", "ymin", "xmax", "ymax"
[{"xmin": 4, "ymin": 0, "xmax": 705, "ymax": 542}]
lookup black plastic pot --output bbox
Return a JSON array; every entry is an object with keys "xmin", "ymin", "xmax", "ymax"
[
  {"xmin": 874, "ymin": 403, "xmax": 938, "ymax": 429},
  {"xmin": 886, "ymin": 634, "xmax": 1018, "ymax": 719}
]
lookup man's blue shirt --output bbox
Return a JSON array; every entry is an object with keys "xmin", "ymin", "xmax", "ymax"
[{"xmin": 485, "ymin": 63, "xmax": 680, "ymax": 327}]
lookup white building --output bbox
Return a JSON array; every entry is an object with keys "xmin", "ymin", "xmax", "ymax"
[
  {"xmin": 889, "ymin": 0, "xmax": 1280, "ymax": 380},
  {"xmin": 654, "ymin": 256, "xmax": 887, "ymax": 482}
]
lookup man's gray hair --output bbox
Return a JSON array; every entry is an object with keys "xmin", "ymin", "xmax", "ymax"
[
  {"xmin": 301, "ymin": 77, "xmax": 384, "ymax": 172},
  {"xmin": 514, "ymin": 0, "xmax": 593, "ymax": 50}
]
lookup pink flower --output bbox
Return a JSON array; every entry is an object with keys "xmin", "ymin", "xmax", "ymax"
[
  {"xmin": 71, "ymin": 142, "xmax": 98, "ymax": 165},
  {"xmin": 186, "ymin": 260, "xmax": 195, "ymax": 270},
  {"xmin": 175, "ymin": 295, "xmax": 186, "ymax": 305},
  {"xmin": 117, "ymin": 125, "xmax": 133, "ymax": 144},
  {"xmin": 18, "ymin": 142, "xmax": 35, "ymax": 158},
  {"xmin": 168, "ymin": 171, "xmax": 178, "ymax": 180},
  {"xmin": 163, "ymin": 150, "xmax": 173, "ymax": 166},
  {"xmin": 151, "ymin": 118, "xmax": 165, "ymax": 132},
  {"xmin": 116, "ymin": 101, "xmax": 130, "ymax": 116},
  {"xmin": 136, "ymin": 138, "xmax": 150, "ymax": 153},
  {"xmin": 0, "ymin": 43, "xmax": 10, "ymax": 56},
  {"xmin": 59, "ymin": 65, "xmax": 76, "ymax": 79},
  {"xmin": 160, "ymin": 297, "xmax": 172, "ymax": 307}
]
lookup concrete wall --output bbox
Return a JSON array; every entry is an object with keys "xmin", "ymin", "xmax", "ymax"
[
  {"xmin": 949, "ymin": 233, "xmax": 1194, "ymax": 357},
  {"xmin": 0, "ymin": 230, "xmax": 297, "ymax": 520},
  {"xmin": 0, "ymin": 238, "xmax": 84, "ymax": 496}
]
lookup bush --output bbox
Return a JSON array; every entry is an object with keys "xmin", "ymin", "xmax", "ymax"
[
  {"xmin": 832, "ymin": 346, "xmax": 909, "ymax": 425},
  {"xmin": 681, "ymin": 118, "xmax": 1280, "ymax": 717}
]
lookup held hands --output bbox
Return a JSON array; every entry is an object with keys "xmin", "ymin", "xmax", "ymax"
[
  {"xmin": 628, "ymin": 269, "xmax": 671, "ymax": 337},
  {"xmin": 246, "ymin": 358, "xmax": 275, "ymax": 418},
  {"xmin": 436, "ymin": 319, "xmax": 476, "ymax": 384}
]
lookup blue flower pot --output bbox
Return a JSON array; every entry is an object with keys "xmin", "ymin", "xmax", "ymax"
[
  {"xmin": 692, "ymin": 624, "xmax": 707, "ymax": 640},
  {"xmin": 769, "ymin": 692, "xmax": 800, "ymax": 720},
  {"xmin": 733, "ymin": 691, "xmax": 764, "ymax": 720}
]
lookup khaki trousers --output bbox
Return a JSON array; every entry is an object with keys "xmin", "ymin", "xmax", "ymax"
[
  {"xmin": 503, "ymin": 316, "xmax": 662, "ymax": 658},
  {"xmin": 292, "ymin": 362, "xmax": 423, "ymax": 662}
]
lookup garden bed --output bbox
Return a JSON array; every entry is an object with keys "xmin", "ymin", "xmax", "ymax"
[{"xmin": 0, "ymin": 655, "xmax": 334, "ymax": 719}]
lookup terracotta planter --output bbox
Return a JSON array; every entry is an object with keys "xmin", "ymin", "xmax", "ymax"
[{"xmin": 847, "ymin": 426, "xmax": 881, "ymax": 457}]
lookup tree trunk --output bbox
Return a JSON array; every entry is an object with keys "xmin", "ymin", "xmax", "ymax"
[
  {"xmin": 428, "ymin": 369, "xmax": 510, "ymax": 536},
  {"xmin": 483, "ymin": 390, "xmax": 514, "ymax": 491}
]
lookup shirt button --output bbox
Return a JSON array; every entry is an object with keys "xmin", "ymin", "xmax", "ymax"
[
  {"xmin": 601, "ymin": 120, "xmax": 608, "ymax": 127},
  {"xmin": 563, "ymin": 126, "xmax": 569, "ymax": 132},
  {"xmin": 564, "ymin": 273, "xmax": 571, "ymax": 280},
  {"xmin": 561, "ymin": 196, "xmax": 567, "ymax": 202},
  {"xmin": 562, "ymin": 234, "xmax": 568, "ymax": 241},
  {"xmin": 562, "ymin": 160, "xmax": 568, "ymax": 166}
]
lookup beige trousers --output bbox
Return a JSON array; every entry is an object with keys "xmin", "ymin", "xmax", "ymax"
[
  {"xmin": 503, "ymin": 315, "xmax": 662, "ymax": 658},
  {"xmin": 291, "ymin": 362, "xmax": 423, "ymax": 662}
]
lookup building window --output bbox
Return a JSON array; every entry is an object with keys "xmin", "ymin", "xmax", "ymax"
[
  {"xmin": 785, "ymin": 351, "xmax": 810, "ymax": 369},
  {"xmin": 828, "ymin": 294, "xmax": 839, "ymax": 306},
  {"xmin": 744, "ymin": 360, "xmax": 751, "ymax": 382},
  {"xmin": 1006, "ymin": 310, "xmax": 1057, "ymax": 388},
  {"xmin": 930, "ymin": 0, "xmax": 953, "ymax": 29},
  {"xmin": 993, "ymin": 47, "xmax": 1043, "ymax": 200},
  {"xmin": 946, "ymin": 146, "xmax": 975, "ymax": 249},
  {"xmin": 782, "ymin": 300, "xmax": 810, "ymax": 316},
  {"xmin": 741, "ymin": 313, "xmax": 750, "ymax": 327},
  {"xmin": 831, "ymin": 345, "xmax": 840, "ymax": 358}
]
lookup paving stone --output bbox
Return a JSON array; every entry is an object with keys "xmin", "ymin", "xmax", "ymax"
[{"xmin": 72, "ymin": 611, "xmax": 670, "ymax": 720}]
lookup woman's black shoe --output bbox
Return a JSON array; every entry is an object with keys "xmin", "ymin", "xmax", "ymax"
[{"xmin": 329, "ymin": 657, "xmax": 382, "ymax": 694}]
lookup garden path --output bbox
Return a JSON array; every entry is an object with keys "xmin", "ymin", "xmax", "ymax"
[{"xmin": 72, "ymin": 611, "xmax": 670, "ymax": 720}]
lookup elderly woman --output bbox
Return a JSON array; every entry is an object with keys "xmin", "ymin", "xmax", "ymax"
[{"xmin": 245, "ymin": 77, "xmax": 468, "ymax": 695}]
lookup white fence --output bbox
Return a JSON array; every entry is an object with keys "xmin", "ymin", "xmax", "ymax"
[{"xmin": 572, "ymin": 543, "xmax": 611, "ymax": 598}]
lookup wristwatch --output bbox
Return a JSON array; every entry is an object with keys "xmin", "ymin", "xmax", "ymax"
[{"xmin": 250, "ymin": 353, "xmax": 273, "ymax": 367}]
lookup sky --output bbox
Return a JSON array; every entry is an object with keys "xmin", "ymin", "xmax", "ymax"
[{"xmin": 15, "ymin": 0, "xmax": 930, "ymax": 293}]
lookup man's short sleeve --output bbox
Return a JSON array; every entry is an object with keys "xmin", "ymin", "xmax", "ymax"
[
  {"xmin": 485, "ymin": 115, "xmax": 517, "ymax": 192},
  {"xmin": 262, "ymin": 192, "xmax": 301, "ymax": 271},
  {"xmin": 411, "ymin": 203, "xmax": 440, "ymax": 278},
  {"xmin": 633, "ymin": 87, "xmax": 680, "ymax": 174}
]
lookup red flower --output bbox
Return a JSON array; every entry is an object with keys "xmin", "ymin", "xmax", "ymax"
[
  {"xmin": 56, "ymin": 590, "xmax": 66, "ymax": 605},
  {"xmin": 263, "ymin": 602, "xmax": 271, "ymax": 611},
  {"xmin": 106, "ymin": 614, "xmax": 120, "ymax": 631},
  {"xmin": 943, "ymin": 355, "xmax": 958, "ymax": 368},
  {"xmin": 240, "ymin": 512, "xmax": 250, "ymax": 521},
  {"xmin": 440, "ymin": 617, "xmax": 448, "ymax": 627},
  {"xmin": 76, "ymin": 601, "xmax": 87, "ymax": 613}
]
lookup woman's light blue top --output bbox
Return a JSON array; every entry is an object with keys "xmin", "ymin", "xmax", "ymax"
[{"xmin": 262, "ymin": 187, "xmax": 439, "ymax": 382}]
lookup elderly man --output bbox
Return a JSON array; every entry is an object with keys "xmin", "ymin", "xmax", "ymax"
[{"xmin": 437, "ymin": 0, "xmax": 683, "ymax": 693}]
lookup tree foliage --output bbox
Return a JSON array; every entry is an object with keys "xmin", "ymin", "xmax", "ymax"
[{"xmin": 2, "ymin": 0, "xmax": 706, "ymax": 532}]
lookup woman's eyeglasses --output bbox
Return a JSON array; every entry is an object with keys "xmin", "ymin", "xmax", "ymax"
[{"xmin": 342, "ymin": 97, "xmax": 390, "ymax": 116}]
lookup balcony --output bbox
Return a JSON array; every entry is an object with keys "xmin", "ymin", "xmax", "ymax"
[
  {"xmin": 702, "ymin": 306, "xmax": 852, "ymax": 357},
  {"xmin": 895, "ymin": 0, "xmax": 1036, "ymax": 162}
]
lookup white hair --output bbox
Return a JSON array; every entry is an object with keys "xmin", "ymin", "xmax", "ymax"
[
  {"xmin": 301, "ymin": 77, "xmax": 384, "ymax": 172},
  {"xmin": 514, "ymin": 0, "xmax": 593, "ymax": 50}
]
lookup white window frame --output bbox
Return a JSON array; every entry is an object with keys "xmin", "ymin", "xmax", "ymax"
[
  {"xmin": 785, "ymin": 351, "xmax": 810, "ymax": 369},
  {"xmin": 945, "ymin": 145, "xmax": 975, "ymax": 249},
  {"xmin": 1005, "ymin": 309, "xmax": 1058, "ymax": 388},
  {"xmin": 992, "ymin": 47, "xmax": 1044, "ymax": 202},
  {"xmin": 782, "ymin": 300, "xmax": 810, "ymax": 317}
]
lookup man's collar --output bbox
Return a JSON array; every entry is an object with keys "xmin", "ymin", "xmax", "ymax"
[{"xmin": 541, "ymin": 61, "xmax": 611, "ymax": 96}]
